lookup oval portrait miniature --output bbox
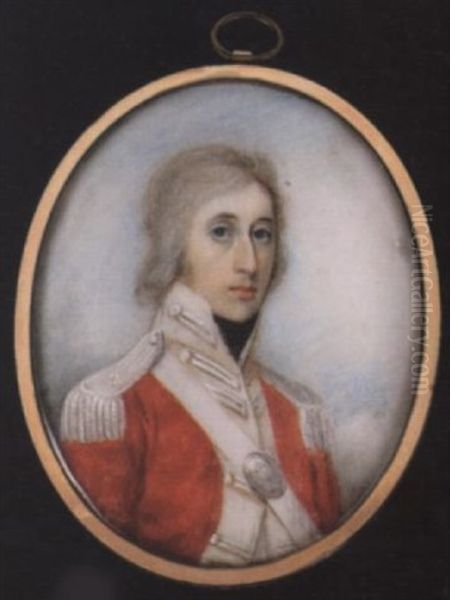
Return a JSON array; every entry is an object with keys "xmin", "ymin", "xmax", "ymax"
[{"xmin": 16, "ymin": 66, "xmax": 440, "ymax": 585}]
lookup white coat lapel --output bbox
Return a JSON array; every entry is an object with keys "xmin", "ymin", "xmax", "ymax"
[{"xmin": 153, "ymin": 349, "xmax": 319, "ymax": 550}]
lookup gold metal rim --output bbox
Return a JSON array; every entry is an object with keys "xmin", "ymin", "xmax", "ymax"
[
  {"xmin": 15, "ymin": 65, "xmax": 441, "ymax": 586},
  {"xmin": 210, "ymin": 12, "xmax": 284, "ymax": 62}
]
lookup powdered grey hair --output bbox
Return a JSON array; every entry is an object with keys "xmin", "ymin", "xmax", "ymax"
[{"xmin": 136, "ymin": 145, "xmax": 285, "ymax": 304}]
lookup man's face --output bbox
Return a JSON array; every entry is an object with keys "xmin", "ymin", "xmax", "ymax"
[{"xmin": 181, "ymin": 181, "xmax": 276, "ymax": 322}]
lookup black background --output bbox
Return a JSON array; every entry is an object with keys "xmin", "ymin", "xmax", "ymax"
[{"xmin": 1, "ymin": 1, "xmax": 449, "ymax": 598}]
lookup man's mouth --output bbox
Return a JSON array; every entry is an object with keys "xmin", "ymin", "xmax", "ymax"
[{"xmin": 228, "ymin": 286, "xmax": 257, "ymax": 300}]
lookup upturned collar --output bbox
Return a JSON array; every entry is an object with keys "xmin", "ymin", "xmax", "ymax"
[{"xmin": 154, "ymin": 282, "xmax": 259, "ymax": 372}]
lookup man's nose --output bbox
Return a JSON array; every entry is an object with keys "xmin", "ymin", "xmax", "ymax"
[{"xmin": 233, "ymin": 235, "xmax": 257, "ymax": 275}]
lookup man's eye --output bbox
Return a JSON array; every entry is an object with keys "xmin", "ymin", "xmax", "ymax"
[
  {"xmin": 252, "ymin": 227, "xmax": 273, "ymax": 244},
  {"xmin": 210, "ymin": 224, "xmax": 232, "ymax": 241}
]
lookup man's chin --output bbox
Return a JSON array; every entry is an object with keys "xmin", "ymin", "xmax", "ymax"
[{"xmin": 216, "ymin": 303, "xmax": 258, "ymax": 323}]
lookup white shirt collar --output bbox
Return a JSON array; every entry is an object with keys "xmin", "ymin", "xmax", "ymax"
[{"xmin": 156, "ymin": 281, "xmax": 258, "ymax": 369}]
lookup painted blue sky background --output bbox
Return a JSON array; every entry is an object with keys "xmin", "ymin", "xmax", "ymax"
[{"xmin": 33, "ymin": 81, "xmax": 413, "ymax": 510}]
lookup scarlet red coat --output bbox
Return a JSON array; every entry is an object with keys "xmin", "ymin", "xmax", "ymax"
[{"xmin": 62, "ymin": 372, "xmax": 340, "ymax": 563}]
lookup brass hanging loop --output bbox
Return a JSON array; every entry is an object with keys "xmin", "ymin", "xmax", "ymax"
[{"xmin": 210, "ymin": 11, "xmax": 284, "ymax": 62}]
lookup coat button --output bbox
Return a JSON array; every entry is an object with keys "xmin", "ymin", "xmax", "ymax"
[
  {"xmin": 179, "ymin": 348, "xmax": 191, "ymax": 363},
  {"xmin": 224, "ymin": 472, "xmax": 234, "ymax": 486},
  {"xmin": 148, "ymin": 330, "xmax": 161, "ymax": 345},
  {"xmin": 168, "ymin": 303, "xmax": 182, "ymax": 317}
]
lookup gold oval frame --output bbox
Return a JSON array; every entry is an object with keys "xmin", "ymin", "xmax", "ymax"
[{"xmin": 15, "ymin": 65, "xmax": 441, "ymax": 586}]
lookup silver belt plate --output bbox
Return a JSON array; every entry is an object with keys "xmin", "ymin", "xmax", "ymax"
[{"xmin": 243, "ymin": 451, "xmax": 286, "ymax": 500}]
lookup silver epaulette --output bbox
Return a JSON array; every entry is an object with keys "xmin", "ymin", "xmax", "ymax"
[
  {"xmin": 59, "ymin": 330, "xmax": 164, "ymax": 443},
  {"xmin": 259, "ymin": 365, "xmax": 331, "ymax": 452}
]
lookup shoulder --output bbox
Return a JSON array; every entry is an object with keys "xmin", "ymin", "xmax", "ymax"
[
  {"xmin": 259, "ymin": 364, "xmax": 322, "ymax": 407},
  {"xmin": 60, "ymin": 329, "xmax": 164, "ymax": 443},
  {"xmin": 258, "ymin": 363, "xmax": 332, "ymax": 452}
]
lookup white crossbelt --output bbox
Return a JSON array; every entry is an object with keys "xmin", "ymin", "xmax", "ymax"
[{"xmin": 153, "ymin": 350, "xmax": 319, "ymax": 561}]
